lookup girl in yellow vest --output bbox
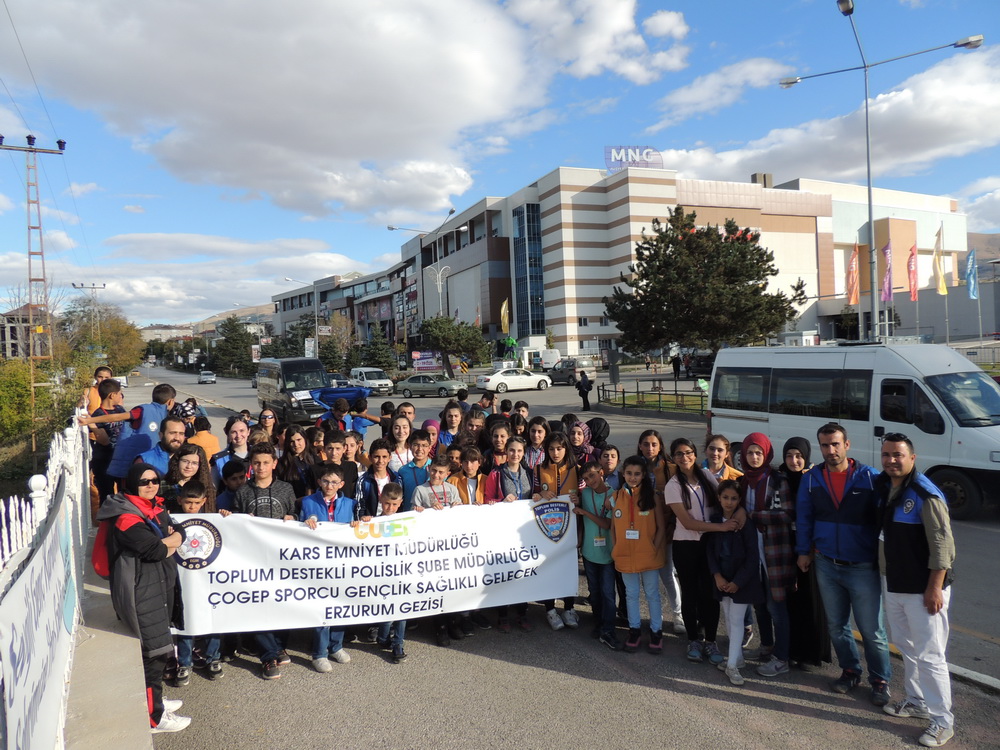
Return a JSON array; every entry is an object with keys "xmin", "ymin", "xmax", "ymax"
[{"xmin": 611, "ymin": 456, "xmax": 666, "ymax": 654}]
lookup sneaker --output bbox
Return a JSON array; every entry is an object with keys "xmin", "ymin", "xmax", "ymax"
[
  {"xmin": 330, "ymin": 649, "xmax": 351, "ymax": 664},
  {"xmin": 716, "ymin": 657, "xmax": 746, "ymax": 671},
  {"xmin": 831, "ymin": 669, "xmax": 861, "ymax": 694},
  {"xmin": 276, "ymin": 650, "xmax": 291, "ymax": 666},
  {"xmin": 391, "ymin": 646, "xmax": 407, "ymax": 664},
  {"xmin": 545, "ymin": 608, "xmax": 566, "ymax": 631},
  {"xmin": 365, "ymin": 626, "xmax": 380, "ymax": 643},
  {"xmin": 151, "ymin": 710, "xmax": 191, "ymax": 734},
  {"xmin": 919, "ymin": 720, "xmax": 955, "ymax": 748},
  {"xmin": 470, "ymin": 612, "xmax": 492, "ymax": 630},
  {"xmin": 435, "ymin": 626, "xmax": 451, "ymax": 647},
  {"xmin": 742, "ymin": 625, "xmax": 754, "ymax": 649},
  {"xmin": 746, "ymin": 645, "xmax": 773, "ymax": 661},
  {"xmin": 561, "ymin": 609, "xmax": 580, "ymax": 629},
  {"xmin": 624, "ymin": 628, "xmax": 642, "ymax": 653},
  {"xmin": 447, "ymin": 621, "xmax": 466, "ymax": 641},
  {"xmin": 192, "ymin": 652, "xmax": 208, "ymax": 670},
  {"xmin": 686, "ymin": 641, "xmax": 704, "ymax": 662},
  {"xmin": 376, "ymin": 638, "xmax": 390, "ymax": 649},
  {"xmin": 757, "ymin": 656, "xmax": 790, "ymax": 677},
  {"xmin": 497, "ymin": 617, "xmax": 512, "ymax": 634},
  {"xmin": 207, "ymin": 661, "xmax": 224, "ymax": 680},
  {"xmin": 174, "ymin": 666, "xmax": 191, "ymax": 687},
  {"xmin": 516, "ymin": 616, "xmax": 534, "ymax": 633},
  {"xmin": 162, "ymin": 698, "xmax": 183, "ymax": 712},
  {"xmin": 725, "ymin": 667, "xmax": 745, "ymax": 686},
  {"xmin": 870, "ymin": 680, "xmax": 891, "ymax": 707},
  {"xmin": 459, "ymin": 616, "xmax": 475, "ymax": 637},
  {"xmin": 261, "ymin": 659, "xmax": 281, "ymax": 680},
  {"xmin": 704, "ymin": 641, "xmax": 725, "ymax": 666},
  {"xmin": 647, "ymin": 630, "xmax": 663, "ymax": 654},
  {"xmin": 599, "ymin": 632, "xmax": 622, "ymax": 651},
  {"xmin": 884, "ymin": 699, "xmax": 931, "ymax": 720},
  {"xmin": 312, "ymin": 657, "xmax": 333, "ymax": 673},
  {"xmin": 672, "ymin": 619, "xmax": 686, "ymax": 635}
]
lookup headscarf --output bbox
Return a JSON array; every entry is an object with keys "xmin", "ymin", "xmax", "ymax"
[
  {"xmin": 421, "ymin": 419, "xmax": 440, "ymax": 433},
  {"xmin": 779, "ymin": 436, "xmax": 811, "ymax": 497},
  {"xmin": 124, "ymin": 462, "xmax": 160, "ymax": 496},
  {"xmin": 585, "ymin": 417, "xmax": 610, "ymax": 451},
  {"xmin": 570, "ymin": 421, "xmax": 594, "ymax": 463},
  {"xmin": 739, "ymin": 432, "xmax": 773, "ymax": 511}
]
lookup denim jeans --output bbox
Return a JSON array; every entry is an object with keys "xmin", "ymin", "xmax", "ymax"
[
  {"xmin": 583, "ymin": 558, "xmax": 616, "ymax": 637},
  {"xmin": 254, "ymin": 631, "xmax": 287, "ymax": 662},
  {"xmin": 621, "ymin": 569, "xmax": 662, "ymax": 632},
  {"xmin": 754, "ymin": 567, "xmax": 791, "ymax": 662},
  {"xmin": 175, "ymin": 634, "xmax": 221, "ymax": 666},
  {"xmin": 311, "ymin": 626, "xmax": 346, "ymax": 660},
  {"xmin": 657, "ymin": 545, "xmax": 682, "ymax": 617},
  {"xmin": 814, "ymin": 554, "xmax": 891, "ymax": 684},
  {"xmin": 377, "ymin": 620, "xmax": 407, "ymax": 650}
]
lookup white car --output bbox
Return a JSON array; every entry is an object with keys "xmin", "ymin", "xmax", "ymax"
[{"xmin": 476, "ymin": 368, "xmax": 550, "ymax": 393}]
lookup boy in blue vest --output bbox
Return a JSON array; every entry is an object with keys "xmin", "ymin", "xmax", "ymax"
[
  {"xmin": 359, "ymin": 483, "xmax": 408, "ymax": 663},
  {"xmin": 301, "ymin": 464, "xmax": 356, "ymax": 672}
]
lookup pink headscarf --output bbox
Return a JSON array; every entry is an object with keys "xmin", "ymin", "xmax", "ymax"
[{"xmin": 739, "ymin": 432, "xmax": 774, "ymax": 511}]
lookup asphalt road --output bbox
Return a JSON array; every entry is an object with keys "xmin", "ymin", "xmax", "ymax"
[{"xmin": 122, "ymin": 367, "xmax": 1000, "ymax": 749}]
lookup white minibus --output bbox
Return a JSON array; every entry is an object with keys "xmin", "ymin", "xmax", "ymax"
[{"xmin": 708, "ymin": 344, "xmax": 1000, "ymax": 519}]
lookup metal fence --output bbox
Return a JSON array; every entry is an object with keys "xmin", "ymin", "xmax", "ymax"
[
  {"xmin": 598, "ymin": 378, "xmax": 709, "ymax": 415},
  {"xmin": 0, "ymin": 420, "xmax": 90, "ymax": 750}
]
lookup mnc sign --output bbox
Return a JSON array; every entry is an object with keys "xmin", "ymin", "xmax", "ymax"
[{"xmin": 604, "ymin": 146, "xmax": 664, "ymax": 173}]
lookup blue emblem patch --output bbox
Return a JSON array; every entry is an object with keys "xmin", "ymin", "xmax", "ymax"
[
  {"xmin": 176, "ymin": 518, "xmax": 223, "ymax": 570},
  {"xmin": 532, "ymin": 500, "xmax": 571, "ymax": 543},
  {"xmin": 903, "ymin": 499, "xmax": 916, "ymax": 515}
]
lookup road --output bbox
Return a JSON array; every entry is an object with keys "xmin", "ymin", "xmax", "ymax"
[{"xmin": 122, "ymin": 367, "xmax": 1000, "ymax": 749}]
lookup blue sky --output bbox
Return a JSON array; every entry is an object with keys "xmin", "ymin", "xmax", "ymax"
[{"xmin": 0, "ymin": 0, "xmax": 997, "ymax": 326}]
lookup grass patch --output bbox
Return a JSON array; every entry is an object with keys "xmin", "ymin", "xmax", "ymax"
[{"xmin": 600, "ymin": 391, "xmax": 707, "ymax": 413}]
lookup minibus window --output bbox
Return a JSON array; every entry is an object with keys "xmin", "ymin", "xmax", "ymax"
[
  {"xmin": 771, "ymin": 370, "xmax": 836, "ymax": 418},
  {"xmin": 880, "ymin": 381, "xmax": 910, "ymax": 423},
  {"xmin": 840, "ymin": 372, "xmax": 872, "ymax": 421},
  {"xmin": 713, "ymin": 367, "xmax": 770, "ymax": 412},
  {"xmin": 913, "ymin": 387, "xmax": 945, "ymax": 435},
  {"xmin": 926, "ymin": 371, "xmax": 1000, "ymax": 428}
]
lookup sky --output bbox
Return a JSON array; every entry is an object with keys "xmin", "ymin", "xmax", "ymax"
[{"xmin": 0, "ymin": 0, "xmax": 997, "ymax": 327}]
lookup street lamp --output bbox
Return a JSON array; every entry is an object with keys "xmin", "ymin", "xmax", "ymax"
[
  {"xmin": 284, "ymin": 277, "xmax": 320, "ymax": 353},
  {"xmin": 780, "ymin": 1, "xmax": 982, "ymax": 340},
  {"xmin": 388, "ymin": 209, "xmax": 469, "ymax": 320}
]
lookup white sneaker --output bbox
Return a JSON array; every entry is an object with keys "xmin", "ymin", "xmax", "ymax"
[
  {"xmin": 162, "ymin": 698, "xmax": 183, "ymax": 712},
  {"xmin": 672, "ymin": 619, "xmax": 686, "ymax": 635},
  {"xmin": 561, "ymin": 609, "xmax": 580, "ymax": 629},
  {"xmin": 151, "ymin": 710, "xmax": 191, "ymax": 734},
  {"xmin": 545, "ymin": 609, "xmax": 565, "ymax": 631},
  {"xmin": 312, "ymin": 657, "xmax": 333, "ymax": 673},
  {"xmin": 716, "ymin": 657, "xmax": 746, "ymax": 671},
  {"xmin": 725, "ymin": 667, "xmax": 745, "ymax": 686},
  {"xmin": 919, "ymin": 721, "xmax": 954, "ymax": 747},
  {"xmin": 330, "ymin": 649, "xmax": 351, "ymax": 664}
]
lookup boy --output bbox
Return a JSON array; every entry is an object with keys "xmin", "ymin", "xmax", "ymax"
[
  {"xmin": 600, "ymin": 445, "xmax": 623, "ymax": 490},
  {"xmin": 168, "ymin": 481, "xmax": 225, "ymax": 683},
  {"xmin": 300, "ymin": 464, "xmax": 355, "ymax": 672},
  {"xmin": 355, "ymin": 439, "xmax": 400, "ymax": 519},
  {"xmin": 444, "ymin": 444, "xmax": 463, "ymax": 476},
  {"xmin": 379, "ymin": 401, "xmax": 395, "ymax": 438},
  {"xmin": 456, "ymin": 388, "xmax": 471, "ymax": 414},
  {"xmin": 448, "ymin": 446, "xmax": 486, "ymax": 505},
  {"xmin": 215, "ymin": 459, "xmax": 247, "ymax": 513},
  {"xmin": 398, "ymin": 430, "xmax": 433, "ymax": 512},
  {"xmin": 513, "ymin": 401, "xmax": 529, "ymax": 419},
  {"xmin": 323, "ymin": 430, "xmax": 359, "ymax": 498},
  {"xmin": 89, "ymin": 378, "xmax": 126, "ymax": 503},
  {"xmin": 232, "ymin": 444, "xmax": 297, "ymax": 680},
  {"xmin": 348, "ymin": 398, "xmax": 380, "ymax": 438},
  {"xmin": 360, "ymin": 483, "xmax": 408, "ymax": 663},
  {"xmin": 575, "ymin": 462, "xmax": 620, "ymax": 651},
  {"xmin": 394, "ymin": 402, "xmax": 416, "ymax": 423}
]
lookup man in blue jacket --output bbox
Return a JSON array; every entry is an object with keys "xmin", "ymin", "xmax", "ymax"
[{"xmin": 795, "ymin": 422, "xmax": 891, "ymax": 706}]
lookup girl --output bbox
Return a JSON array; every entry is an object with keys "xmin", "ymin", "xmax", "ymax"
[
  {"xmin": 482, "ymin": 420, "xmax": 512, "ymax": 474},
  {"xmin": 739, "ymin": 433, "xmax": 794, "ymax": 678},
  {"xmin": 459, "ymin": 407, "xmax": 487, "ymax": 450},
  {"xmin": 706, "ymin": 480, "xmax": 764, "ymax": 685},
  {"xmin": 533, "ymin": 432, "xmax": 581, "ymax": 630},
  {"xmin": 305, "ymin": 426, "xmax": 327, "ymax": 462},
  {"xmin": 779, "ymin": 437, "xmax": 831, "ymax": 670},
  {"xmin": 257, "ymin": 408, "xmax": 278, "ymax": 442},
  {"xmin": 610, "ymin": 456, "xmax": 666, "ymax": 653},
  {"xmin": 665, "ymin": 437, "xmax": 742, "ymax": 665},
  {"xmin": 525, "ymin": 416, "xmax": 549, "ymax": 470},
  {"xmin": 344, "ymin": 430, "xmax": 368, "ymax": 471},
  {"xmin": 277, "ymin": 425, "xmax": 315, "ymax": 498},
  {"xmin": 387, "ymin": 415, "xmax": 414, "ymax": 472},
  {"xmin": 421, "ymin": 419, "xmax": 440, "ymax": 456},
  {"xmin": 703, "ymin": 434, "xmax": 743, "ymax": 482},
  {"xmin": 438, "ymin": 402, "xmax": 464, "ymax": 448},
  {"xmin": 163, "ymin": 444, "xmax": 216, "ymax": 510},
  {"xmin": 568, "ymin": 421, "xmax": 595, "ymax": 465},
  {"xmin": 509, "ymin": 413, "xmax": 527, "ymax": 438},
  {"xmin": 637, "ymin": 429, "xmax": 683, "ymax": 634},
  {"xmin": 483, "ymin": 436, "xmax": 532, "ymax": 503}
]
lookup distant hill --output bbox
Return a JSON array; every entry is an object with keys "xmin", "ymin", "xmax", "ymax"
[{"xmin": 969, "ymin": 233, "xmax": 1000, "ymax": 262}]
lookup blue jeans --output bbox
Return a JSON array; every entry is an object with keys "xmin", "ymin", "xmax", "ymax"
[
  {"xmin": 754, "ymin": 567, "xmax": 790, "ymax": 662},
  {"xmin": 175, "ymin": 634, "xmax": 221, "ymax": 666},
  {"xmin": 311, "ymin": 626, "xmax": 346, "ymax": 660},
  {"xmin": 254, "ymin": 631, "xmax": 287, "ymax": 662},
  {"xmin": 621, "ymin": 569, "xmax": 662, "ymax": 632},
  {"xmin": 377, "ymin": 620, "xmax": 407, "ymax": 649},
  {"xmin": 814, "ymin": 554, "xmax": 891, "ymax": 684},
  {"xmin": 583, "ymin": 559, "xmax": 616, "ymax": 638}
]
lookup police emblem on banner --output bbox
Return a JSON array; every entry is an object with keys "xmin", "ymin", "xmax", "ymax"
[
  {"xmin": 176, "ymin": 518, "xmax": 224, "ymax": 570},
  {"xmin": 532, "ymin": 500, "xmax": 571, "ymax": 543}
]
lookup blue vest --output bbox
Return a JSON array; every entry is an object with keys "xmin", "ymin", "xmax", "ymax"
[{"xmin": 107, "ymin": 402, "xmax": 169, "ymax": 478}]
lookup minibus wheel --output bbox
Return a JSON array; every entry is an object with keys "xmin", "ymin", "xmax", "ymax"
[{"xmin": 930, "ymin": 468, "xmax": 982, "ymax": 521}]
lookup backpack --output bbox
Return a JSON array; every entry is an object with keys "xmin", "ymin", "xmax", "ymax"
[{"xmin": 91, "ymin": 520, "xmax": 112, "ymax": 579}]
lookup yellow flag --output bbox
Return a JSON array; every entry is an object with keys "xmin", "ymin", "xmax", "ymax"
[
  {"xmin": 933, "ymin": 225, "xmax": 948, "ymax": 296},
  {"xmin": 847, "ymin": 244, "xmax": 860, "ymax": 305},
  {"xmin": 500, "ymin": 298, "xmax": 510, "ymax": 334}
]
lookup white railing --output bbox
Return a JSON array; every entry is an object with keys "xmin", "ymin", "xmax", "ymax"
[{"xmin": 0, "ymin": 419, "xmax": 90, "ymax": 750}]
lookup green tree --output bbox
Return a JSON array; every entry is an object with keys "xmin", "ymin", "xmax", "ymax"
[
  {"xmin": 419, "ymin": 316, "xmax": 491, "ymax": 378},
  {"xmin": 318, "ymin": 336, "xmax": 343, "ymax": 373},
  {"xmin": 361, "ymin": 324, "xmax": 396, "ymax": 373},
  {"xmin": 56, "ymin": 297, "xmax": 146, "ymax": 375},
  {"xmin": 0, "ymin": 359, "xmax": 32, "ymax": 439},
  {"xmin": 211, "ymin": 316, "xmax": 254, "ymax": 376},
  {"xmin": 343, "ymin": 344, "xmax": 364, "ymax": 371},
  {"xmin": 604, "ymin": 206, "xmax": 807, "ymax": 354}
]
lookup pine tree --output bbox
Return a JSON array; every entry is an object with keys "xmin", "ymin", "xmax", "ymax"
[{"xmin": 361, "ymin": 324, "xmax": 396, "ymax": 373}]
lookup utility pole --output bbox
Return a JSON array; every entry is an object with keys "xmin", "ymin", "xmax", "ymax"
[
  {"xmin": 71, "ymin": 282, "xmax": 107, "ymax": 342},
  {"xmin": 0, "ymin": 134, "xmax": 66, "ymax": 461}
]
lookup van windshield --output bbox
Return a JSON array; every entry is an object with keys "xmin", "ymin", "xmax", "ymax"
[
  {"xmin": 363, "ymin": 370, "xmax": 389, "ymax": 380},
  {"xmin": 925, "ymin": 371, "xmax": 1000, "ymax": 427},
  {"xmin": 283, "ymin": 368, "xmax": 328, "ymax": 390}
]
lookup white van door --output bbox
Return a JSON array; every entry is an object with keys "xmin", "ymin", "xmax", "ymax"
[{"xmin": 874, "ymin": 376, "xmax": 950, "ymax": 469}]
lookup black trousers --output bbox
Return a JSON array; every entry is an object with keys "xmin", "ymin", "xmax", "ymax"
[{"xmin": 672, "ymin": 539, "xmax": 720, "ymax": 642}]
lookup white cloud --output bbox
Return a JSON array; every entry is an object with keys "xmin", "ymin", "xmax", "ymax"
[
  {"xmin": 653, "ymin": 48, "xmax": 1000, "ymax": 186},
  {"xmin": 123, "ymin": 204, "xmax": 145, "ymax": 213},
  {"xmin": 643, "ymin": 10, "xmax": 689, "ymax": 40},
  {"xmin": 44, "ymin": 229, "xmax": 78, "ymax": 252},
  {"xmin": 39, "ymin": 205, "xmax": 80, "ymax": 225},
  {"xmin": 958, "ymin": 176, "xmax": 1000, "ymax": 197},
  {"xmin": 66, "ymin": 182, "xmax": 100, "ymax": 197},
  {"xmin": 647, "ymin": 58, "xmax": 794, "ymax": 132},
  {"xmin": 0, "ymin": 194, "xmax": 13, "ymax": 214}
]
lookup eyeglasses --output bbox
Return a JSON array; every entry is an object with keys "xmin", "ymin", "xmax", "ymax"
[
  {"xmin": 178, "ymin": 459, "xmax": 200, "ymax": 467},
  {"xmin": 318, "ymin": 478, "xmax": 343, "ymax": 486},
  {"xmin": 137, "ymin": 478, "xmax": 161, "ymax": 487},
  {"xmin": 673, "ymin": 450, "xmax": 695, "ymax": 458},
  {"xmin": 261, "ymin": 415, "xmax": 276, "ymax": 420}
]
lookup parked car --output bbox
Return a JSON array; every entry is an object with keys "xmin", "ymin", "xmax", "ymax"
[
  {"xmin": 396, "ymin": 374, "xmax": 467, "ymax": 398},
  {"xmin": 328, "ymin": 371, "xmax": 351, "ymax": 387},
  {"xmin": 547, "ymin": 357, "xmax": 598, "ymax": 385},
  {"xmin": 349, "ymin": 367, "xmax": 394, "ymax": 395},
  {"xmin": 198, "ymin": 370, "xmax": 217, "ymax": 384},
  {"xmin": 476, "ymin": 368, "xmax": 550, "ymax": 393}
]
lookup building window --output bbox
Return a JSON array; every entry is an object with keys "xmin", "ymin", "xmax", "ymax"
[
  {"xmin": 578, "ymin": 317, "xmax": 589, "ymax": 327},
  {"xmin": 512, "ymin": 204, "xmax": 545, "ymax": 338},
  {"xmin": 600, "ymin": 315, "xmax": 610, "ymax": 327}
]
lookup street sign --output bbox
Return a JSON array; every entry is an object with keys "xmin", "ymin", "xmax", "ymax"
[
  {"xmin": 318, "ymin": 325, "xmax": 332, "ymax": 336},
  {"xmin": 304, "ymin": 337, "xmax": 316, "ymax": 358}
]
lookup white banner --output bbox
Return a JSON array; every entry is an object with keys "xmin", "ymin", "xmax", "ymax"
[{"xmin": 173, "ymin": 501, "xmax": 578, "ymax": 635}]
